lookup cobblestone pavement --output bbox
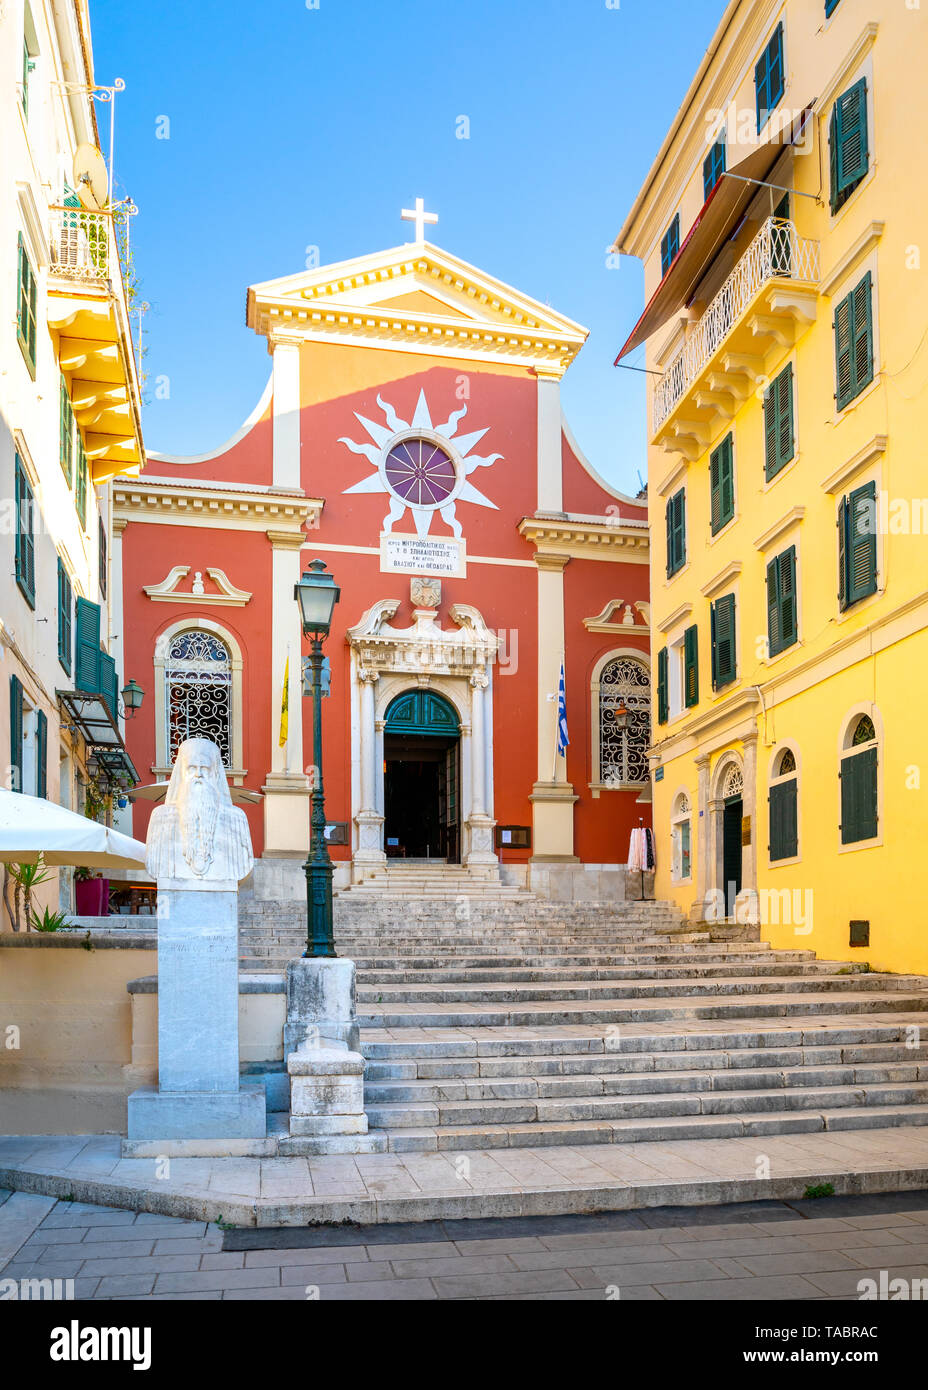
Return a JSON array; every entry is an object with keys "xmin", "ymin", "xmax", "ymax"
[{"xmin": 1, "ymin": 1188, "xmax": 927, "ymax": 1300}]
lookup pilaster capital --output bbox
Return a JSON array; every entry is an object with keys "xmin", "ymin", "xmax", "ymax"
[
  {"xmin": 534, "ymin": 552, "xmax": 571, "ymax": 572},
  {"xmin": 469, "ymin": 672, "xmax": 489, "ymax": 691},
  {"xmin": 268, "ymin": 331, "xmax": 304, "ymax": 353},
  {"xmin": 266, "ymin": 528, "xmax": 307, "ymax": 550},
  {"xmin": 358, "ymin": 668, "xmax": 379, "ymax": 686}
]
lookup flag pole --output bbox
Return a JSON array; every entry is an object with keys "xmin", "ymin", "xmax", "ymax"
[{"xmin": 552, "ymin": 651, "xmax": 565, "ymax": 783}]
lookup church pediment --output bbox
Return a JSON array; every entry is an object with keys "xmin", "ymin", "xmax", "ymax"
[{"xmin": 246, "ymin": 242, "xmax": 588, "ymax": 377}]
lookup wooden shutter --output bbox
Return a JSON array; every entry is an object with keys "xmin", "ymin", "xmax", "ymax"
[
  {"xmin": 60, "ymin": 378, "xmax": 74, "ymax": 484},
  {"xmin": 15, "ymin": 457, "xmax": 35, "ymax": 607},
  {"xmin": 9, "ymin": 674, "xmax": 23, "ymax": 793},
  {"xmin": 76, "ymin": 436, "xmax": 88, "ymax": 527},
  {"xmin": 837, "ymin": 494, "xmax": 849, "ymax": 607},
  {"xmin": 841, "ymin": 745, "xmax": 878, "ymax": 843},
  {"xmin": 710, "ymin": 436, "xmax": 733, "ymax": 532},
  {"xmin": 36, "ymin": 709, "xmax": 47, "ymax": 799},
  {"xmin": 834, "ymin": 290, "xmax": 854, "ymax": 408},
  {"xmin": 657, "ymin": 648, "xmax": 669, "ymax": 725},
  {"xmin": 766, "ymin": 557, "xmax": 781, "ymax": 655},
  {"xmin": 99, "ymin": 650, "xmax": 118, "ymax": 720},
  {"xmin": 847, "ymin": 481, "xmax": 877, "ymax": 603},
  {"xmin": 852, "ymin": 272, "xmax": 873, "ymax": 395},
  {"xmin": 755, "ymin": 49, "xmax": 769, "ymax": 127},
  {"xmin": 75, "ymin": 597, "xmax": 101, "ymax": 692},
  {"xmin": 666, "ymin": 489, "xmax": 685, "ymax": 574},
  {"xmin": 684, "ymin": 625, "xmax": 699, "ymax": 708},
  {"xmin": 58, "ymin": 559, "xmax": 73, "ymax": 673},
  {"xmin": 778, "ymin": 546, "xmax": 797, "ymax": 648},
  {"xmin": 769, "ymin": 778, "xmax": 798, "ymax": 860},
  {"xmin": 712, "ymin": 593, "xmax": 736, "ymax": 688},
  {"xmin": 835, "ymin": 80, "xmax": 868, "ymax": 195},
  {"xmin": 764, "ymin": 364, "xmax": 795, "ymax": 478}
]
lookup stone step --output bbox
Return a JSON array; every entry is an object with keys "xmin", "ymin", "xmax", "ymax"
[
  {"xmin": 366, "ymin": 1080, "xmax": 928, "ymax": 1131},
  {"xmin": 372, "ymin": 1103, "xmax": 928, "ymax": 1153},
  {"xmin": 357, "ymin": 992, "xmax": 928, "ymax": 1029},
  {"xmin": 360, "ymin": 1018, "xmax": 928, "ymax": 1060},
  {"xmin": 365, "ymin": 1038, "xmax": 928, "ymax": 1081},
  {"xmin": 364, "ymin": 1058, "xmax": 928, "ymax": 1104},
  {"xmin": 354, "ymin": 961, "xmax": 860, "ymax": 984},
  {"xmin": 355, "ymin": 973, "xmax": 907, "ymax": 1005}
]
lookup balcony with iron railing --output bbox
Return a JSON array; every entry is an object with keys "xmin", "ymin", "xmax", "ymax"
[
  {"xmin": 652, "ymin": 218, "xmax": 820, "ymax": 460},
  {"xmin": 46, "ymin": 205, "xmax": 143, "ymax": 482}
]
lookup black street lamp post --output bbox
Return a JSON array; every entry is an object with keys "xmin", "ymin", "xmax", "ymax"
[{"xmin": 294, "ymin": 559, "xmax": 341, "ymax": 958}]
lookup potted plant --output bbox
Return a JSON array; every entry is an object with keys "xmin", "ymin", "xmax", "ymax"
[{"xmin": 74, "ymin": 865, "xmax": 109, "ymax": 916}]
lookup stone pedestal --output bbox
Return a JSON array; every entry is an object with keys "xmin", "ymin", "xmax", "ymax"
[
  {"xmin": 126, "ymin": 883, "xmax": 266, "ymax": 1143},
  {"xmin": 281, "ymin": 957, "xmax": 382, "ymax": 1154}
]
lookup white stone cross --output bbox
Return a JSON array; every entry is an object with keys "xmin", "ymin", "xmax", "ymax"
[{"xmin": 401, "ymin": 197, "xmax": 438, "ymax": 243}]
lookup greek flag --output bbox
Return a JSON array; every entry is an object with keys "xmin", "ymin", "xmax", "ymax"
[{"xmin": 556, "ymin": 660, "xmax": 569, "ymax": 756}]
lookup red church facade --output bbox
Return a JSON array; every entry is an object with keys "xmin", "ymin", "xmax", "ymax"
[{"xmin": 115, "ymin": 236, "xmax": 651, "ymax": 898}]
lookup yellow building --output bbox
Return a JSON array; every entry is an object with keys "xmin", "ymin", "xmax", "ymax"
[{"xmin": 613, "ymin": 0, "xmax": 928, "ymax": 974}]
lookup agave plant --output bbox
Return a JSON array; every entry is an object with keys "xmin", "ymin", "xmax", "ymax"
[
  {"xmin": 2, "ymin": 858, "xmax": 52, "ymax": 932},
  {"xmin": 31, "ymin": 906, "xmax": 70, "ymax": 934}
]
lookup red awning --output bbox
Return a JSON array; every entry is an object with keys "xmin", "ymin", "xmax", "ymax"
[{"xmin": 615, "ymin": 104, "xmax": 815, "ymax": 363}]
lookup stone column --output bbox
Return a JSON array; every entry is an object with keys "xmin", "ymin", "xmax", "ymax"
[
  {"xmin": 262, "ymin": 529, "xmax": 310, "ymax": 857},
  {"xmin": 465, "ymin": 670, "xmax": 496, "ymax": 866},
  {"xmin": 354, "ymin": 668, "xmax": 385, "ymax": 869},
  {"xmin": 741, "ymin": 732, "xmax": 759, "ymax": 922},
  {"xmin": 529, "ymin": 552, "xmax": 578, "ymax": 866},
  {"xmin": 693, "ymin": 752, "xmax": 711, "ymax": 919},
  {"xmin": 270, "ymin": 333, "xmax": 302, "ymax": 491}
]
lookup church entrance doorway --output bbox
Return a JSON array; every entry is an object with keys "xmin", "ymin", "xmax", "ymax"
[
  {"xmin": 722, "ymin": 794, "xmax": 743, "ymax": 916},
  {"xmin": 383, "ymin": 691, "xmax": 460, "ymax": 862}
]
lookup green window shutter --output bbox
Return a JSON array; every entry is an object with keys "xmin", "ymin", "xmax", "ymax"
[
  {"xmin": 769, "ymin": 778, "xmax": 798, "ymax": 860},
  {"xmin": 841, "ymin": 745, "xmax": 878, "ymax": 844},
  {"xmin": 76, "ymin": 434, "xmax": 88, "ymax": 527},
  {"xmin": 826, "ymin": 0, "xmax": 841, "ymax": 14},
  {"xmin": 58, "ymin": 559, "xmax": 73, "ymax": 674},
  {"xmin": 684, "ymin": 625, "xmax": 699, "ymax": 708},
  {"xmin": 837, "ymin": 494, "xmax": 849, "ymax": 608},
  {"xmin": 75, "ymin": 597, "xmax": 102, "ymax": 693},
  {"xmin": 661, "ymin": 215, "xmax": 680, "ymax": 277},
  {"xmin": 17, "ymin": 235, "xmax": 37, "ymax": 378},
  {"xmin": 36, "ymin": 709, "xmax": 47, "ymax": 799},
  {"xmin": 99, "ymin": 518, "xmax": 108, "ymax": 599},
  {"xmin": 9, "ymin": 674, "xmax": 24, "ymax": 794},
  {"xmin": 847, "ymin": 481, "xmax": 877, "ymax": 603},
  {"xmin": 755, "ymin": 24, "xmax": 784, "ymax": 129},
  {"xmin": 766, "ymin": 556, "xmax": 781, "ymax": 656},
  {"xmin": 14, "ymin": 456, "xmax": 36, "ymax": 609},
  {"xmin": 657, "ymin": 648, "xmax": 669, "ymax": 725},
  {"xmin": 666, "ymin": 489, "xmax": 686, "ymax": 575},
  {"xmin": 834, "ymin": 290, "xmax": 855, "ymax": 409},
  {"xmin": 60, "ymin": 377, "xmax": 74, "ymax": 485},
  {"xmin": 779, "ymin": 546, "xmax": 797, "ymax": 648},
  {"xmin": 98, "ymin": 650, "xmax": 118, "ymax": 721},
  {"xmin": 709, "ymin": 436, "xmax": 733, "ymax": 533},
  {"xmin": 833, "ymin": 80, "xmax": 868, "ymax": 209},
  {"xmin": 835, "ymin": 274, "xmax": 873, "ymax": 409},
  {"xmin": 765, "ymin": 364, "xmax": 795, "ymax": 479},
  {"xmin": 703, "ymin": 140, "xmax": 725, "ymax": 201},
  {"xmin": 852, "ymin": 272, "xmax": 874, "ymax": 395},
  {"xmin": 711, "ymin": 593, "xmax": 736, "ymax": 689}
]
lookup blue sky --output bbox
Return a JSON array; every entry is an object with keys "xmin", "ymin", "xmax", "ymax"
[{"xmin": 90, "ymin": 0, "xmax": 723, "ymax": 494}]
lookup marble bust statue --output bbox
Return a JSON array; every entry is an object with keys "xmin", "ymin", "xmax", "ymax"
[{"xmin": 146, "ymin": 738, "xmax": 253, "ymax": 883}]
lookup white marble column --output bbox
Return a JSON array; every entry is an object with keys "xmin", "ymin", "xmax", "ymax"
[
  {"xmin": 271, "ymin": 334, "xmax": 302, "ymax": 491},
  {"xmin": 466, "ymin": 670, "xmax": 496, "ymax": 866},
  {"xmin": 354, "ymin": 668, "xmax": 385, "ymax": 867}
]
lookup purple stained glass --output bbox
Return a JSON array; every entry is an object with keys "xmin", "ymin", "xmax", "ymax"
[{"xmin": 384, "ymin": 438, "xmax": 456, "ymax": 506}]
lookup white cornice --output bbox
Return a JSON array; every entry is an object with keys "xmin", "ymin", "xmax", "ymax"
[
  {"xmin": 113, "ymin": 479, "xmax": 322, "ymax": 533},
  {"xmin": 753, "ymin": 505, "xmax": 805, "ymax": 553},
  {"xmin": 821, "ymin": 222, "xmax": 885, "ymax": 298},
  {"xmin": 817, "ymin": 23, "xmax": 880, "ymax": 112},
  {"xmin": 701, "ymin": 559, "xmax": 743, "ymax": 599},
  {"xmin": 820, "ymin": 436, "xmax": 887, "ymax": 495},
  {"xmin": 657, "ymin": 601, "xmax": 693, "ymax": 635}
]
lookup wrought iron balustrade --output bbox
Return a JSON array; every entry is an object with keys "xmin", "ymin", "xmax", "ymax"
[
  {"xmin": 49, "ymin": 205, "xmax": 112, "ymax": 283},
  {"xmin": 653, "ymin": 218, "xmax": 820, "ymax": 431}
]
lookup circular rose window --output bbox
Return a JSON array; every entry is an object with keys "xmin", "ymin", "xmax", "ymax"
[{"xmin": 384, "ymin": 438, "xmax": 457, "ymax": 507}]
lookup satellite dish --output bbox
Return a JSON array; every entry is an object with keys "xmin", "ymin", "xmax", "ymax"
[{"xmin": 73, "ymin": 143, "xmax": 109, "ymax": 211}]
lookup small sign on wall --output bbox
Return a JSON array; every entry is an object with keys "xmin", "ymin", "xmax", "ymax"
[
  {"xmin": 380, "ymin": 533, "xmax": 466, "ymax": 578},
  {"xmin": 741, "ymin": 816, "xmax": 752, "ymax": 846},
  {"xmin": 495, "ymin": 825, "xmax": 531, "ymax": 850},
  {"xmin": 323, "ymin": 822, "xmax": 349, "ymax": 845}
]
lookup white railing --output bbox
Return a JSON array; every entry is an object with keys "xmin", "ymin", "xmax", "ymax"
[
  {"xmin": 49, "ymin": 206, "xmax": 113, "ymax": 282},
  {"xmin": 653, "ymin": 218, "xmax": 820, "ymax": 431}
]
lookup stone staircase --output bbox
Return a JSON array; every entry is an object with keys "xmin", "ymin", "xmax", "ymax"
[{"xmin": 242, "ymin": 893, "xmax": 928, "ymax": 1155}]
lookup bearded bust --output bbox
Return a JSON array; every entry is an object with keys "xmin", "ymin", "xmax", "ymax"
[{"xmin": 146, "ymin": 738, "xmax": 253, "ymax": 883}]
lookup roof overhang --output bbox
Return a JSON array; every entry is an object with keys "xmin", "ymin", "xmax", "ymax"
[{"xmin": 615, "ymin": 104, "xmax": 815, "ymax": 363}]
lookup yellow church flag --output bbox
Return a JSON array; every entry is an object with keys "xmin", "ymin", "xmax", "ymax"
[{"xmin": 278, "ymin": 655, "xmax": 289, "ymax": 748}]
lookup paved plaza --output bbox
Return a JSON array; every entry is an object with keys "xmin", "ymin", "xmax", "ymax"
[{"xmin": 2, "ymin": 1187, "xmax": 927, "ymax": 1301}]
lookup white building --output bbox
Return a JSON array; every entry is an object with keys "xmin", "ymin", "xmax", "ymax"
[{"xmin": 1, "ymin": 0, "xmax": 143, "ymax": 915}]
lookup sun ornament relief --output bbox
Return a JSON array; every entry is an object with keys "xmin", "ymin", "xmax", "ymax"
[{"xmin": 339, "ymin": 388, "xmax": 501, "ymax": 539}]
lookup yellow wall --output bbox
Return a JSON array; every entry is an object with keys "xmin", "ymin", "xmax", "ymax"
[
  {"xmin": 618, "ymin": 1, "xmax": 928, "ymax": 974},
  {"xmin": 0, "ymin": 945, "xmax": 286, "ymax": 1133}
]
